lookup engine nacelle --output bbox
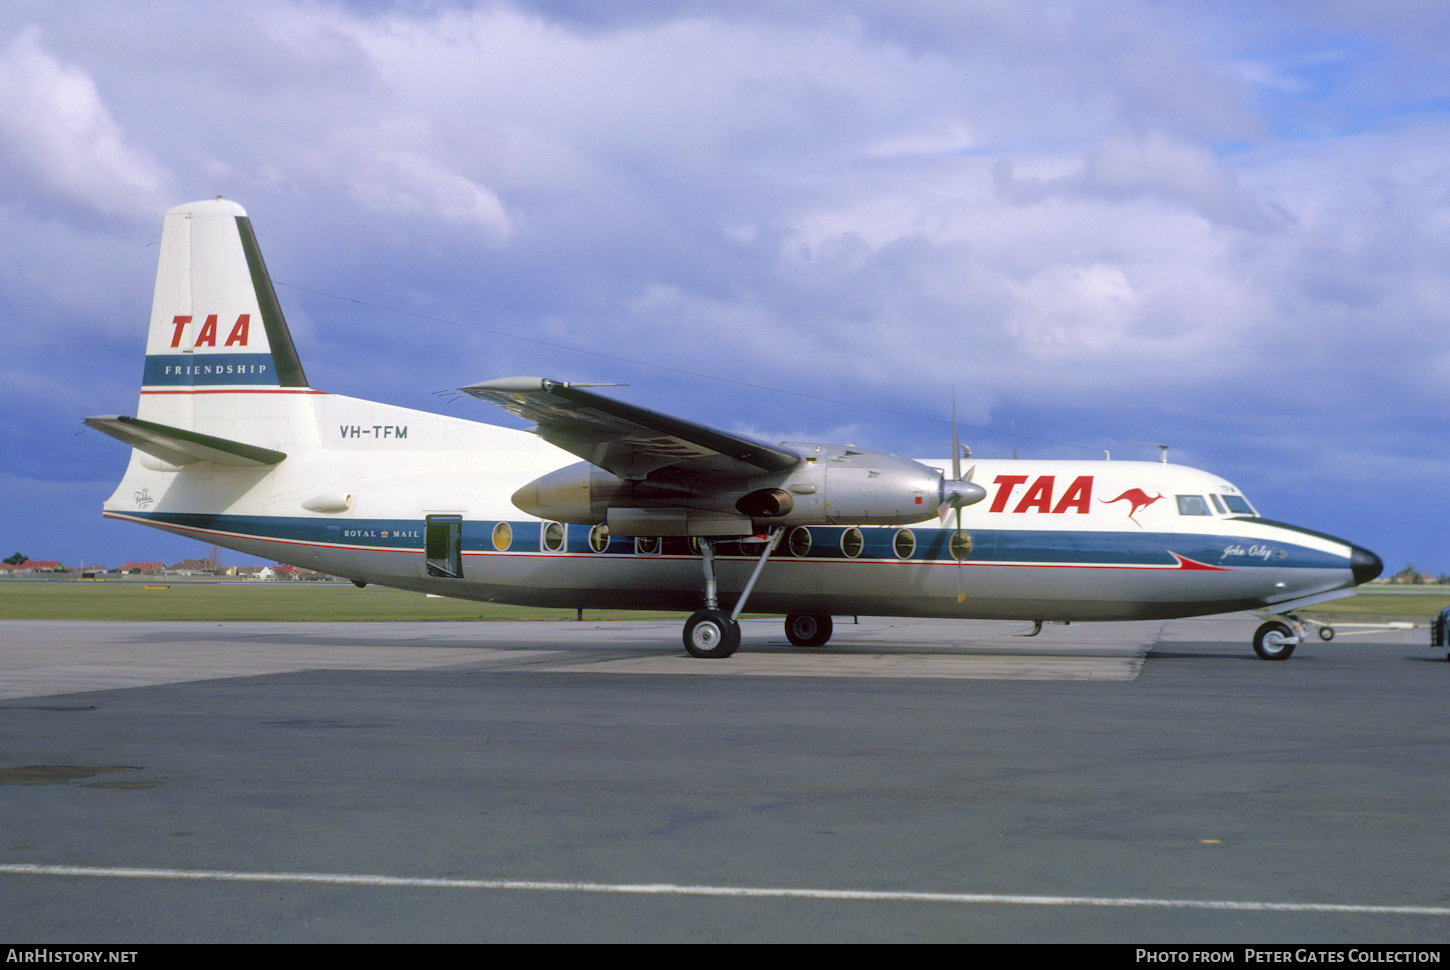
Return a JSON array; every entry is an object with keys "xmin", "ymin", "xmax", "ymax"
[
  {"xmin": 781, "ymin": 444, "xmax": 943, "ymax": 525},
  {"xmin": 510, "ymin": 462, "xmax": 635, "ymax": 524},
  {"xmin": 509, "ymin": 443, "xmax": 979, "ymax": 532}
]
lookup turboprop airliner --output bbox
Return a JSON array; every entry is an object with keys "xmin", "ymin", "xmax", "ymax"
[{"xmin": 88, "ymin": 199, "xmax": 1383, "ymax": 660}]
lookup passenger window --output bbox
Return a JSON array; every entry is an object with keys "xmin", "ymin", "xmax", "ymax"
[
  {"xmin": 1176, "ymin": 495, "xmax": 1211, "ymax": 516},
  {"xmin": 786, "ymin": 527, "xmax": 812, "ymax": 557}
]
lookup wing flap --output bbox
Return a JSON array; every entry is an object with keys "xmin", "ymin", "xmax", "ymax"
[
  {"xmin": 461, "ymin": 377, "xmax": 799, "ymax": 480},
  {"xmin": 84, "ymin": 415, "xmax": 287, "ymax": 467}
]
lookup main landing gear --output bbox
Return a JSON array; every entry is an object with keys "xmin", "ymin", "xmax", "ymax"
[
  {"xmin": 784, "ymin": 613, "xmax": 833, "ymax": 647},
  {"xmin": 683, "ymin": 609, "xmax": 740, "ymax": 659},
  {"xmin": 682, "ymin": 528, "xmax": 784, "ymax": 659}
]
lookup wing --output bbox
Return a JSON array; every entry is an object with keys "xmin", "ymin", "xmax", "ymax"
[{"xmin": 460, "ymin": 377, "xmax": 799, "ymax": 480}]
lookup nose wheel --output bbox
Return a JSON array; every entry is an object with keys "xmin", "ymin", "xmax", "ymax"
[{"xmin": 1253, "ymin": 619, "xmax": 1301, "ymax": 661}]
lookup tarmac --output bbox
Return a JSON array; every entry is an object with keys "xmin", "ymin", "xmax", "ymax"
[{"xmin": 0, "ymin": 614, "xmax": 1445, "ymax": 942}]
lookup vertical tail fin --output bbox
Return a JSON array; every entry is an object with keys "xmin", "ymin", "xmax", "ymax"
[{"xmin": 140, "ymin": 199, "xmax": 308, "ymax": 410}]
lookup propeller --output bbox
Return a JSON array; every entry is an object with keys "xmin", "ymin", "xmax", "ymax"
[{"xmin": 939, "ymin": 390, "xmax": 987, "ymax": 603}]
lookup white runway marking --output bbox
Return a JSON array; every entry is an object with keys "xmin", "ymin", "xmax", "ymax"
[{"xmin": 3, "ymin": 864, "xmax": 1447, "ymax": 916}]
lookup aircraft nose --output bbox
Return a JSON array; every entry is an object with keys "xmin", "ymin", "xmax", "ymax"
[{"xmin": 1350, "ymin": 545, "xmax": 1383, "ymax": 585}]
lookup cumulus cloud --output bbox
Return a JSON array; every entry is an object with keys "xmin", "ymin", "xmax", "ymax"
[
  {"xmin": 0, "ymin": 26, "xmax": 169, "ymax": 221},
  {"xmin": 346, "ymin": 148, "xmax": 512, "ymax": 242},
  {"xmin": 993, "ymin": 130, "xmax": 1284, "ymax": 230}
]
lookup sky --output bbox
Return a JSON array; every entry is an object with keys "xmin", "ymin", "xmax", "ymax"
[{"xmin": 1, "ymin": 0, "xmax": 1448, "ymax": 574}]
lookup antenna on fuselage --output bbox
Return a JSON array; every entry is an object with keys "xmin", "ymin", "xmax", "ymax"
[{"xmin": 1131, "ymin": 441, "xmax": 1170, "ymax": 463}]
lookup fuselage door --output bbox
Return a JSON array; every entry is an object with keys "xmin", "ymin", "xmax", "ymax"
[{"xmin": 425, "ymin": 515, "xmax": 463, "ymax": 578}]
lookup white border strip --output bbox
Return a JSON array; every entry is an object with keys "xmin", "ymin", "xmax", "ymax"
[{"xmin": 3, "ymin": 864, "xmax": 1447, "ymax": 915}]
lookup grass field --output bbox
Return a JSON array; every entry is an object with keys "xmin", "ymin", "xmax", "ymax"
[
  {"xmin": 2, "ymin": 579, "xmax": 1445, "ymax": 623},
  {"xmin": 1300, "ymin": 590, "xmax": 1450, "ymax": 621},
  {"xmin": 0, "ymin": 581, "xmax": 690, "ymax": 622}
]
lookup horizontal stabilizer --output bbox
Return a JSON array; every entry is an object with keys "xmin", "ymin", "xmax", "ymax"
[{"xmin": 84, "ymin": 415, "xmax": 286, "ymax": 467}]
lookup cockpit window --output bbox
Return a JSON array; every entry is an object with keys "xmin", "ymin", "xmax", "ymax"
[
  {"xmin": 1209, "ymin": 494, "xmax": 1226, "ymax": 514},
  {"xmin": 1176, "ymin": 495, "xmax": 1211, "ymax": 516},
  {"xmin": 1222, "ymin": 494, "xmax": 1256, "ymax": 516}
]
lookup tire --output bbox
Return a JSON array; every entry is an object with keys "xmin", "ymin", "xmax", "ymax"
[
  {"xmin": 784, "ymin": 613, "xmax": 833, "ymax": 647},
  {"xmin": 1318, "ymin": 626, "xmax": 1335, "ymax": 642},
  {"xmin": 1253, "ymin": 620, "xmax": 1297, "ymax": 661},
  {"xmin": 683, "ymin": 609, "xmax": 741, "ymax": 659}
]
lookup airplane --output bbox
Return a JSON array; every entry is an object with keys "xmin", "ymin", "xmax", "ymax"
[{"xmin": 86, "ymin": 199, "xmax": 1383, "ymax": 661}]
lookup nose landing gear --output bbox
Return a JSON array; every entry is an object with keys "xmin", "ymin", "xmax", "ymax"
[{"xmin": 1253, "ymin": 619, "xmax": 1301, "ymax": 661}]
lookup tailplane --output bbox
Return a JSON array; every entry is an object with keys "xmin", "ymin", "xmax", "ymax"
[{"xmin": 83, "ymin": 414, "xmax": 287, "ymax": 467}]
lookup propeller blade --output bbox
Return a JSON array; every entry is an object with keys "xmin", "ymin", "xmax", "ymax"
[
  {"xmin": 948, "ymin": 390, "xmax": 969, "ymax": 601},
  {"xmin": 950, "ymin": 387, "xmax": 961, "ymax": 483},
  {"xmin": 955, "ymin": 503, "xmax": 965, "ymax": 603}
]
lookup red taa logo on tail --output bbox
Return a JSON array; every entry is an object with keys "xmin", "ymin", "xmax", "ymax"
[
  {"xmin": 169, "ymin": 314, "xmax": 251, "ymax": 348},
  {"xmin": 1102, "ymin": 488, "xmax": 1163, "ymax": 527}
]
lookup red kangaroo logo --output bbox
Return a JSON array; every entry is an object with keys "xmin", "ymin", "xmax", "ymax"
[{"xmin": 1102, "ymin": 488, "xmax": 1163, "ymax": 527}]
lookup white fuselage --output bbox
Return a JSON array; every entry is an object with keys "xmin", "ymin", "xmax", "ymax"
[{"xmin": 105, "ymin": 387, "xmax": 1370, "ymax": 622}]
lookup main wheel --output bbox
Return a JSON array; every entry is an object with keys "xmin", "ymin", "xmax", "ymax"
[
  {"xmin": 784, "ymin": 613, "xmax": 833, "ymax": 647},
  {"xmin": 1253, "ymin": 620, "xmax": 1297, "ymax": 661},
  {"xmin": 683, "ymin": 609, "xmax": 741, "ymax": 659}
]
